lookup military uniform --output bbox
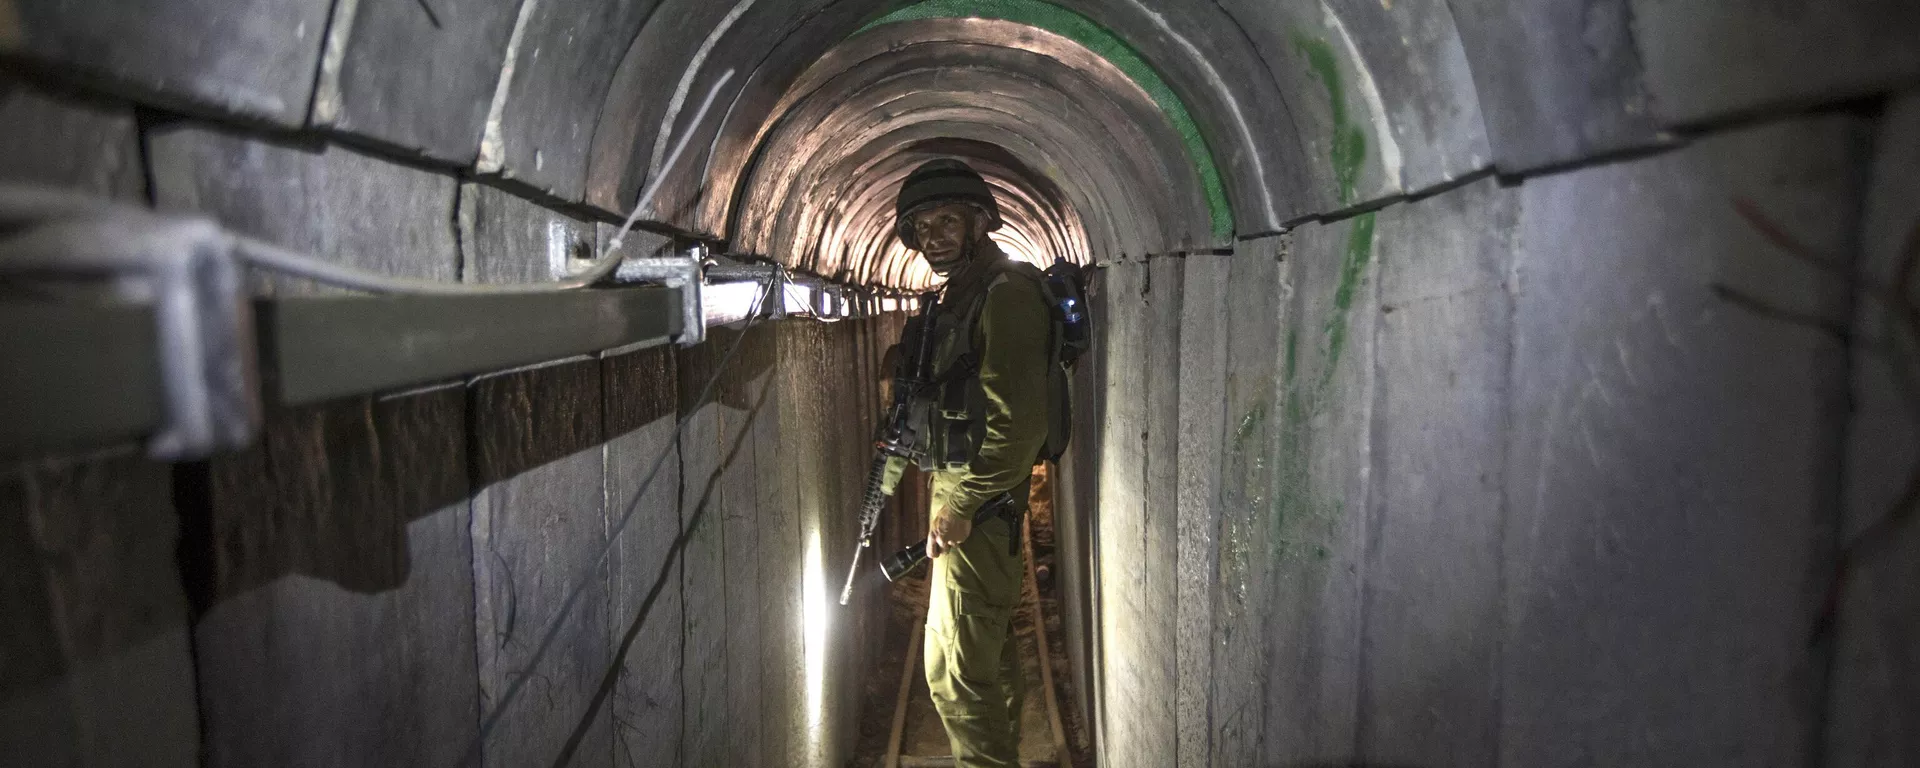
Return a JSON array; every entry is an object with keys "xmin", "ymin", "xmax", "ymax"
[{"xmin": 921, "ymin": 243, "xmax": 1051, "ymax": 768}]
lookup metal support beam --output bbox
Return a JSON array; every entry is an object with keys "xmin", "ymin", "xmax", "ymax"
[
  {"xmin": 265, "ymin": 287, "xmax": 680, "ymax": 405},
  {"xmin": 0, "ymin": 286, "xmax": 680, "ymax": 461},
  {"xmin": 0, "ymin": 301, "xmax": 164, "ymax": 458}
]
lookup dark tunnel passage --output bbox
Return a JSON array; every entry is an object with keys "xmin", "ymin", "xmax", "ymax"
[{"xmin": 2, "ymin": 0, "xmax": 1919, "ymax": 767}]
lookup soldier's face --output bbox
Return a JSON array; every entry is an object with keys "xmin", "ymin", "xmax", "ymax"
[{"xmin": 909, "ymin": 202, "xmax": 981, "ymax": 275}]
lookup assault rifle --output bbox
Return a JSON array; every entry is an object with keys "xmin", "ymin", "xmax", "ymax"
[{"xmin": 838, "ymin": 293, "xmax": 940, "ymax": 605}]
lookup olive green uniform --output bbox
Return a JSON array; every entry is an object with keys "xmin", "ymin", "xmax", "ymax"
[{"xmin": 923, "ymin": 245, "xmax": 1051, "ymax": 768}]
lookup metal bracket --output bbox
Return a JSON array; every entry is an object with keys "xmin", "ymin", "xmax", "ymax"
[
  {"xmin": 815, "ymin": 282, "xmax": 843, "ymax": 320},
  {"xmin": 704, "ymin": 256, "xmax": 788, "ymax": 323},
  {"xmin": 614, "ymin": 241, "xmax": 706, "ymax": 346},
  {"xmin": 0, "ymin": 204, "xmax": 259, "ymax": 461}
]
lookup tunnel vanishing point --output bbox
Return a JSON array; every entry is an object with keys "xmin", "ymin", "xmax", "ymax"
[{"xmin": 1, "ymin": 0, "xmax": 1918, "ymax": 766}]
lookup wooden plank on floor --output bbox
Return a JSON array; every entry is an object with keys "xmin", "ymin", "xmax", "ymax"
[
  {"xmin": 1025, "ymin": 517, "xmax": 1070, "ymax": 764},
  {"xmin": 884, "ymin": 619, "xmax": 926, "ymax": 768}
]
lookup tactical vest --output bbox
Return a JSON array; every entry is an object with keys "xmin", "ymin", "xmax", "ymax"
[{"xmin": 917, "ymin": 258, "xmax": 1078, "ymax": 472}]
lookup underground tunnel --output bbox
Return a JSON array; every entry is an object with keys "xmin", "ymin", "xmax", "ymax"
[{"xmin": 1, "ymin": 0, "xmax": 1917, "ymax": 766}]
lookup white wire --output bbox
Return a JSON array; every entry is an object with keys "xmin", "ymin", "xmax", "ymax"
[
  {"xmin": 3, "ymin": 69, "xmax": 736, "ymax": 297},
  {"xmin": 456, "ymin": 271, "xmax": 778, "ymax": 767},
  {"xmin": 227, "ymin": 68, "xmax": 738, "ymax": 295}
]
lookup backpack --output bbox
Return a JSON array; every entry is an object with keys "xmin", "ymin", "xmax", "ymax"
[
  {"xmin": 928, "ymin": 257, "xmax": 1093, "ymax": 467},
  {"xmin": 1035, "ymin": 259, "xmax": 1091, "ymax": 460}
]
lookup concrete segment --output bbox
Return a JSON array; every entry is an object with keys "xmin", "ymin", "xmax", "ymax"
[
  {"xmin": 1260, "ymin": 215, "xmax": 1378, "ymax": 765},
  {"xmin": 469, "ymin": 361, "xmax": 611, "ymax": 768},
  {"xmin": 1444, "ymin": 0, "xmax": 1666, "ymax": 172},
  {"xmin": 460, "ymin": 181, "xmax": 595, "ymax": 285},
  {"xmin": 149, "ymin": 129, "xmax": 460, "ymax": 295},
  {"xmin": 1222, "ymin": 0, "xmax": 1492, "ymax": 208},
  {"xmin": 464, "ymin": 183, "xmax": 610, "ymax": 767},
  {"xmin": 196, "ymin": 390, "xmax": 477, "ymax": 768},
  {"xmin": 1500, "ymin": 115, "xmax": 1865, "ymax": 767},
  {"xmin": 1048, "ymin": 0, "xmax": 1314, "ymax": 236},
  {"xmin": 4, "ymin": 0, "xmax": 330, "ymax": 124},
  {"xmin": 1631, "ymin": 0, "xmax": 1920, "ymax": 126},
  {"xmin": 313, "ymin": 0, "xmax": 521, "ymax": 164},
  {"xmin": 483, "ymin": 0, "xmax": 665, "ymax": 200},
  {"xmin": 603, "ymin": 345, "xmax": 685, "ymax": 767},
  {"xmin": 1094, "ymin": 261, "xmax": 1149, "ymax": 766},
  {"xmin": 1829, "ymin": 91, "xmax": 1920, "ymax": 767},
  {"xmin": 0, "ymin": 85, "xmax": 144, "ymax": 199},
  {"xmin": 1141, "ymin": 255, "xmax": 1184, "ymax": 765},
  {"xmin": 1361, "ymin": 177, "xmax": 1518, "ymax": 766},
  {"xmin": 721, "ymin": 327, "xmax": 773, "ymax": 767},
  {"xmin": 774, "ymin": 322, "xmax": 824, "ymax": 767},
  {"xmin": 151, "ymin": 126, "xmax": 479, "ymax": 768},
  {"xmin": 676, "ymin": 335, "xmax": 731, "ymax": 768},
  {"xmin": 1056, "ymin": 270, "xmax": 1106, "ymax": 749},
  {"xmin": 1173, "ymin": 252, "xmax": 1229, "ymax": 768},
  {"xmin": 0, "ymin": 81, "xmax": 194, "ymax": 768},
  {"xmin": 756, "ymin": 324, "xmax": 800, "ymax": 767},
  {"xmin": 0, "ymin": 458, "xmax": 197, "ymax": 768},
  {"xmin": 1209, "ymin": 236, "xmax": 1288, "ymax": 768},
  {"xmin": 1210, "ymin": 0, "xmax": 1358, "ymax": 212},
  {"xmin": 1322, "ymin": 0, "xmax": 1492, "ymax": 194},
  {"xmin": 584, "ymin": 0, "xmax": 755, "ymax": 222}
]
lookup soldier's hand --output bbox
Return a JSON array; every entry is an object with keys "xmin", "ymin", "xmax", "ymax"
[{"xmin": 927, "ymin": 506, "xmax": 972, "ymax": 558}]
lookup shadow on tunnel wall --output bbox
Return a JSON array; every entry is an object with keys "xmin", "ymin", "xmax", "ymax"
[
  {"xmin": 171, "ymin": 324, "xmax": 776, "ymax": 617},
  {"xmin": 175, "ymin": 390, "xmax": 469, "ymax": 612},
  {"xmin": 543, "ymin": 325, "xmax": 776, "ymax": 768}
]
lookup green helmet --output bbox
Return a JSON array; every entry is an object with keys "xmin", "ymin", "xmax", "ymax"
[{"xmin": 894, "ymin": 159, "xmax": 1002, "ymax": 250}]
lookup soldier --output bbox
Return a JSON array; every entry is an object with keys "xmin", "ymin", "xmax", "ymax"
[{"xmin": 895, "ymin": 158, "xmax": 1051, "ymax": 768}]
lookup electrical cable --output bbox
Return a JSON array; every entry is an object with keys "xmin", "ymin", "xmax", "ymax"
[
  {"xmin": 229, "ymin": 68, "xmax": 736, "ymax": 295},
  {"xmin": 0, "ymin": 69, "xmax": 735, "ymax": 297},
  {"xmin": 457, "ymin": 272, "xmax": 777, "ymax": 767},
  {"xmin": 781, "ymin": 273, "xmax": 820, "ymax": 318}
]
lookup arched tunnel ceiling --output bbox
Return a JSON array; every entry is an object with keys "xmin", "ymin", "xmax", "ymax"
[
  {"xmin": 728, "ymin": 20, "xmax": 1214, "ymax": 287},
  {"xmin": 569, "ymin": 0, "xmax": 1509, "ymax": 289},
  {"xmin": 23, "ymin": 0, "xmax": 1913, "ymax": 290},
  {"xmin": 583, "ymin": 0, "xmax": 1322, "ymax": 289}
]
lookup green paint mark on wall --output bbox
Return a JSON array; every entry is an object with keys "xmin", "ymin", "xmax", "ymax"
[
  {"xmin": 1294, "ymin": 35, "xmax": 1368, "ymax": 206},
  {"xmin": 1265, "ymin": 213, "xmax": 1377, "ymax": 563},
  {"xmin": 857, "ymin": 0, "xmax": 1234, "ymax": 239},
  {"xmin": 1320, "ymin": 211, "xmax": 1376, "ymax": 389},
  {"xmin": 1235, "ymin": 37, "xmax": 1380, "ymax": 568}
]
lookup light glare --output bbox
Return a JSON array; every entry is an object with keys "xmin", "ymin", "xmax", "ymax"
[
  {"xmin": 702, "ymin": 281, "xmax": 764, "ymax": 326},
  {"xmin": 803, "ymin": 529, "xmax": 828, "ymax": 755}
]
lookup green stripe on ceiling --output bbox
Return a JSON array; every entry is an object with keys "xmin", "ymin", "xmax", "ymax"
[{"xmin": 857, "ymin": 0, "xmax": 1234, "ymax": 240}]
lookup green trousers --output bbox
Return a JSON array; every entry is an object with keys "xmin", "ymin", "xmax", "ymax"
[{"xmin": 924, "ymin": 513, "xmax": 1025, "ymax": 768}]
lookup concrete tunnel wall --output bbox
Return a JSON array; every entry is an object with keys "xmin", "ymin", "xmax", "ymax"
[
  {"xmin": 2, "ymin": 0, "xmax": 1920, "ymax": 767},
  {"xmin": 1, "ymin": 87, "xmax": 917, "ymax": 768},
  {"xmin": 1077, "ymin": 114, "xmax": 1919, "ymax": 766}
]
